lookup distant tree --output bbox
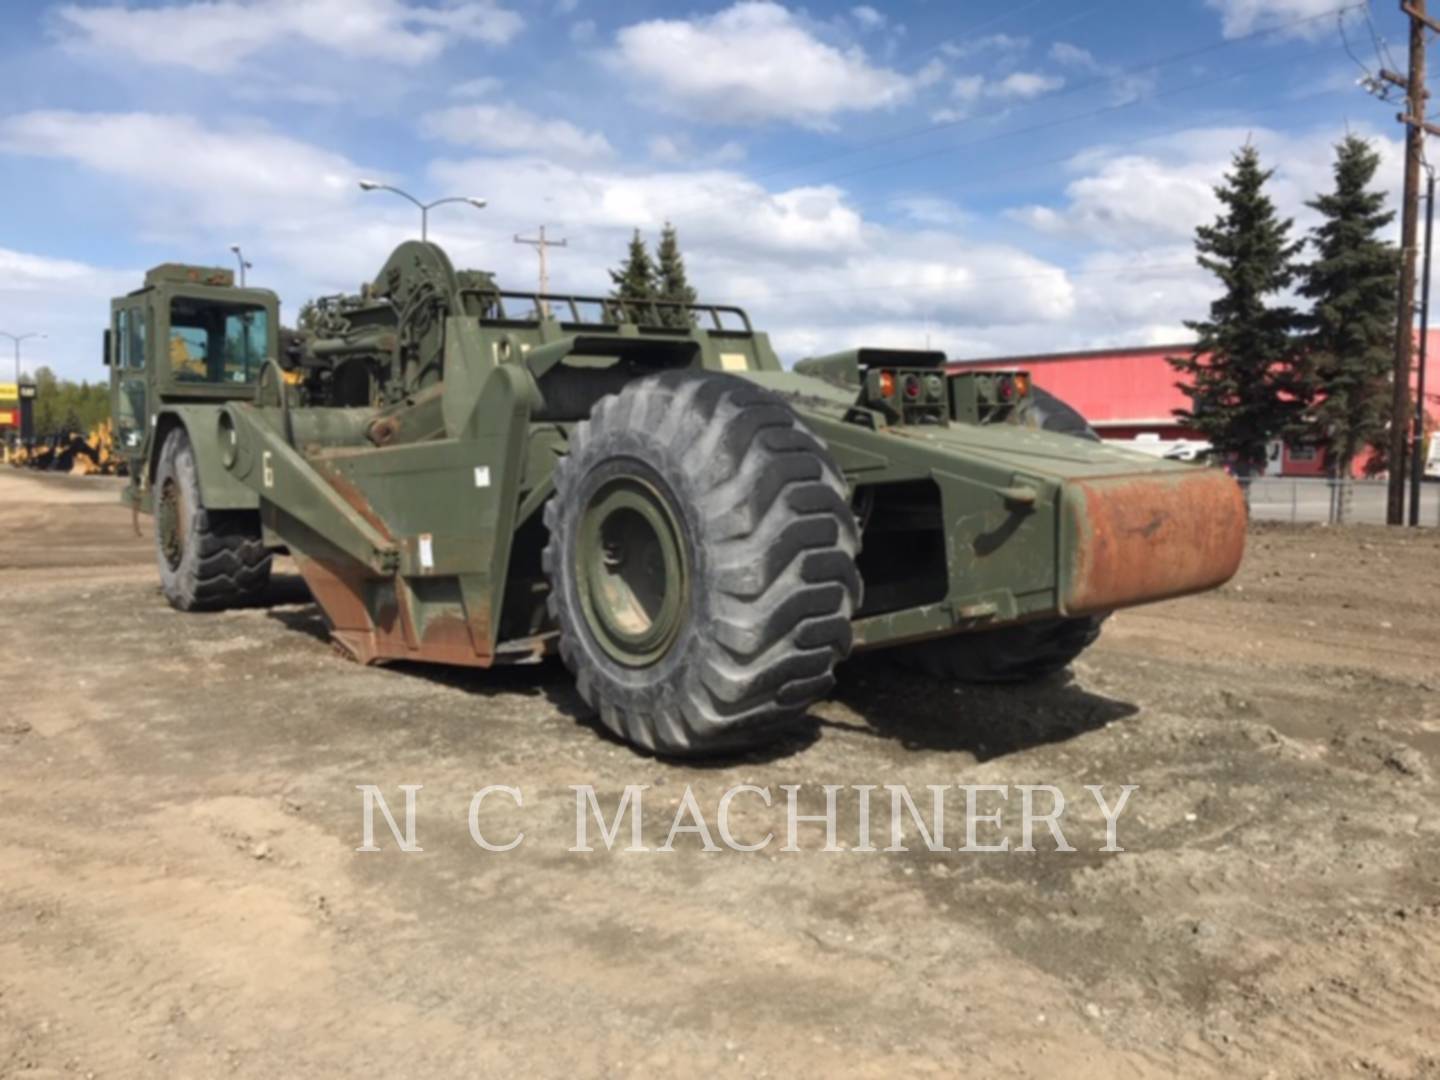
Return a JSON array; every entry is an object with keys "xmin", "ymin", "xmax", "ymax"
[
  {"xmin": 1295, "ymin": 135, "xmax": 1398, "ymax": 523},
  {"xmin": 1169, "ymin": 145, "xmax": 1305, "ymax": 495},
  {"xmin": 32, "ymin": 366, "xmax": 60, "ymax": 436},
  {"xmin": 656, "ymin": 221, "xmax": 697, "ymax": 328},
  {"xmin": 29, "ymin": 367, "xmax": 109, "ymax": 437},
  {"xmin": 609, "ymin": 229, "xmax": 658, "ymax": 322}
]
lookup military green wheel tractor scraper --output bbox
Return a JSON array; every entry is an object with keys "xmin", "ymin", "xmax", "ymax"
[{"xmin": 109, "ymin": 242, "xmax": 1246, "ymax": 756}]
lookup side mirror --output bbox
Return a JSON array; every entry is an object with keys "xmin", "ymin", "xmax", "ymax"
[{"xmin": 102, "ymin": 328, "xmax": 112, "ymax": 367}]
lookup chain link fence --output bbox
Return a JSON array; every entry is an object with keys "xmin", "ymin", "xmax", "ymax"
[{"xmin": 1246, "ymin": 477, "xmax": 1440, "ymax": 526}]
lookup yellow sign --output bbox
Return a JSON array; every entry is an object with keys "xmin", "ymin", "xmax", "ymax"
[
  {"xmin": 0, "ymin": 383, "xmax": 17, "ymax": 403},
  {"xmin": 0, "ymin": 409, "xmax": 16, "ymax": 427}
]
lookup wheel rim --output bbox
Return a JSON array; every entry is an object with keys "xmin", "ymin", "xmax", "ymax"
[
  {"xmin": 576, "ymin": 475, "xmax": 689, "ymax": 667},
  {"xmin": 158, "ymin": 476, "xmax": 187, "ymax": 571}
]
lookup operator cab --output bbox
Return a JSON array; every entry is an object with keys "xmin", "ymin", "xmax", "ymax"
[{"xmin": 105, "ymin": 262, "xmax": 279, "ymax": 469}]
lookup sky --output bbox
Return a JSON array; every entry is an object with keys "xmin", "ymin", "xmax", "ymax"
[{"xmin": 0, "ymin": 0, "xmax": 1418, "ymax": 384}]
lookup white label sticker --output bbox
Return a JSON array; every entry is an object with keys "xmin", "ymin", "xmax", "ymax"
[
  {"xmin": 474, "ymin": 465, "xmax": 491, "ymax": 488},
  {"xmin": 418, "ymin": 533, "xmax": 434, "ymax": 572},
  {"xmin": 262, "ymin": 450, "xmax": 274, "ymax": 489},
  {"xmin": 719, "ymin": 352, "xmax": 748, "ymax": 372}
]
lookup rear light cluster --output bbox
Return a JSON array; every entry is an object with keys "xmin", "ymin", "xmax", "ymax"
[
  {"xmin": 995, "ymin": 373, "xmax": 1030, "ymax": 402},
  {"xmin": 876, "ymin": 370, "xmax": 947, "ymax": 403}
]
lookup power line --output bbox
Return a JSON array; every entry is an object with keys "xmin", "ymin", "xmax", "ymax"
[
  {"xmin": 699, "ymin": 1, "xmax": 1365, "ymax": 197},
  {"xmin": 661, "ymin": 36, "xmax": 1345, "ymax": 224}
]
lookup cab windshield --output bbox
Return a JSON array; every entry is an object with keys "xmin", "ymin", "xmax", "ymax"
[{"xmin": 169, "ymin": 298, "xmax": 268, "ymax": 384}]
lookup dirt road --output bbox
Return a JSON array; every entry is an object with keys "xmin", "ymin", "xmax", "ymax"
[{"xmin": 1, "ymin": 469, "xmax": 1437, "ymax": 1078}]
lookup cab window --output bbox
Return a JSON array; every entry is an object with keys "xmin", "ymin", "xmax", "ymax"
[
  {"xmin": 169, "ymin": 298, "xmax": 268, "ymax": 384},
  {"xmin": 116, "ymin": 308, "xmax": 147, "ymax": 369}
]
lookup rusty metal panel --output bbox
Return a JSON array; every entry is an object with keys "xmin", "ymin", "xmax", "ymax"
[{"xmin": 1062, "ymin": 468, "xmax": 1246, "ymax": 616}]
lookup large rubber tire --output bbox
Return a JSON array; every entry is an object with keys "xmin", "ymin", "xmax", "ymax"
[
  {"xmin": 889, "ymin": 385, "xmax": 1105, "ymax": 683},
  {"xmin": 543, "ymin": 371, "xmax": 861, "ymax": 756},
  {"xmin": 153, "ymin": 427, "xmax": 272, "ymax": 612}
]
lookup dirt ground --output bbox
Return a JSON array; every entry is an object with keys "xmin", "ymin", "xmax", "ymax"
[{"xmin": 1, "ymin": 468, "xmax": 1437, "ymax": 1079}]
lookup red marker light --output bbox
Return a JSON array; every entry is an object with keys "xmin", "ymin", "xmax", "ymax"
[
  {"xmin": 903, "ymin": 373, "xmax": 922, "ymax": 401},
  {"xmin": 997, "ymin": 376, "xmax": 1014, "ymax": 401}
]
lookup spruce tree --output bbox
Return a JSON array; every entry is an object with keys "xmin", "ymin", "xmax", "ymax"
[
  {"xmin": 609, "ymin": 229, "xmax": 658, "ymax": 323},
  {"xmin": 1295, "ymin": 134, "xmax": 1398, "ymax": 522},
  {"xmin": 656, "ymin": 221, "xmax": 697, "ymax": 328},
  {"xmin": 1169, "ymin": 145, "xmax": 1304, "ymax": 488}
]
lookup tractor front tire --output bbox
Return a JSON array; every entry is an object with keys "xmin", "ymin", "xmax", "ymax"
[
  {"xmin": 154, "ymin": 427, "xmax": 271, "ymax": 612},
  {"xmin": 543, "ymin": 371, "xmax": 861, "ymax": 756}
]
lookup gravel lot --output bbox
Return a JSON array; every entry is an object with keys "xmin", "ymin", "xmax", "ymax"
[{"xmin": 1, "ymin": 468, "xmax": 1437, "ymax": 1079}]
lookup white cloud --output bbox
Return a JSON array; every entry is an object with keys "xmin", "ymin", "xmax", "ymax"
[
  {"xmin": 0, "ymin": 249, "xmax": 137, "ymax": 382},
  {"xmin": 851, "ymin": 5, "xmax": 885, "ymax": 30},
  {"xmin": 991, "ymin": 71, "xmax": 1063, "ymax": 99},
  {"xmin": 1205, "ymin": 0, "xmax": 1356, "ymax": 40},
  {"xmin": 421, "ymin": 104, "xmax": 613, "ymax": 159},
  {"xmin": 450, "ymin": 76, "xmax": 503, "ymax": 98},
  {"xmin": 940, "ymin": 33, "xmax": 1030, "ymax": 60},
  {"xmin": 1049, "ymin": 40, "xmax": 1156, "ymax": 104},
  {"xmin": 648, "ymin": 134, "xmax": 746, "ymax": 166},
  {"xmin": 1049, "ymin": 42, "xmax": 1097, "ymax": 69},
  {"xmin": 0, "ymin": 111, "xmax": 361, "ymax": 214},
  {"xmin": 949, "ymin": 70, "xmax": 1062, "ymax": 109},
  {"xmin": 1013, "ymin": 155, "xmax": 1221, "ymax": 244},
  {"xmin": 54, "ymin": 0, "xmax": 524, "ymax": 74},
  {"xmin": 1011, "ymin": 125, "xmax": 1405, "ymax": 252},
  {"xmin": 608, "ymin": 1, "xmax": 914, "ymax": 126}
]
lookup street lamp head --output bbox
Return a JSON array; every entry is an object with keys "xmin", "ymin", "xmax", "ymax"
[
  {"xmin": 466, "ymin": 197, "xmax": 488, "ymax": 210},
  {"xmin": 358, "ymin": 179, "xmax": 382, "ymax": 191},
  {"xmin": 230, "ymin": 243, "xmax": 242, "ymax": 254}
]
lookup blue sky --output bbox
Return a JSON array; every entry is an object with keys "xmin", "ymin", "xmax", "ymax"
[{"xmin": 0, "ymin": 0, "xmax": 1413, "ymax": 382}]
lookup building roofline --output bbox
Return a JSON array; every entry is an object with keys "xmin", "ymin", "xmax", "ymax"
[{"xmin": 949, "ymin": 341, "xmax": 1198, "ymax": 366}]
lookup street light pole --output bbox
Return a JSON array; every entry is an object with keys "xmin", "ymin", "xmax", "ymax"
[
  {"xmin": 0, "ymin": 330, "xmax": 46, "ymax": 386},
  {"xmin": 357, "ymin": 181, "xmax": 487, "ymax": 241},
  {"xmin": 229, "ymin": 244, "xmax": 252, "ymax": 287}
]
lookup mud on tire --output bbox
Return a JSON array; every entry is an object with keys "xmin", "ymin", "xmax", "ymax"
[
  {"xmin": 154, "ymin": 427, "xmax": 272, "ymax": 612},
  {"xmin": 543, "ymin": 371, "xmax": 861, "ymax": 756}
]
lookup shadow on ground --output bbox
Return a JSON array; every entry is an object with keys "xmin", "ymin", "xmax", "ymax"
[
  {"xmin": 260, "ymin": 593, "xmax": 1134, "ymax": 765},
  {"xmin": 825, "ymin": 653, "xmax": 1138, "ymax": 761}
]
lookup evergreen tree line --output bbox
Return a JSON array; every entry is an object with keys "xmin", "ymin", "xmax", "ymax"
[
  {"xmin": 1170, "ymin": 135, "xmax": 1404, "ymax": 522},
  {"xmin": 25, "ymin": 367, "xmax": 110, "ymax": 437},
  {"xmin": 608, "ymin": 222, "xmax": 698, "ymax": 328}
]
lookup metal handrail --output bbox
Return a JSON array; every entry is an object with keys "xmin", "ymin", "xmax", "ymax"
[{"xmin": 465, "ymin": 289, "xmax": 753, "ymax": 334}]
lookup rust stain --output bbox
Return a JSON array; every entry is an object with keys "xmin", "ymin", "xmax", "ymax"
[
  {"xmin": 1063, "ymin": 468, "xmax": 1246, "ymax": 616},
  {"xmin": 293, "ymin": 555, "xmax": 495, "ymax": 668},
  {"xmin": 314, "ymin": 463, "xmax": 393, "ymax": 539}
]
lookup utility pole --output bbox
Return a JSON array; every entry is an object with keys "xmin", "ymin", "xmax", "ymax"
[
  {"xmin": 1386, "ymin": 0, "xmax": 1436, "ymax": 524},
  {"xmin": 1411, "ymin": 167, "xmax": 1436, "ymax": 524},
  {"xmin": 514, "ymin": 226, "xmax": 567, "ymax": 315}
]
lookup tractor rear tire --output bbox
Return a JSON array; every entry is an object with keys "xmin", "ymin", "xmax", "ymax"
[
  {"xmin": 889, "ymin": 385, "xmax": 1105, "ymax": 683},
  {"xmin": 154, "ymin": 427, "xmax": 272, "ymax": 612},
  {"xmin": 543, "ymin": 371, "xmax": 861, "ymax": 756}
]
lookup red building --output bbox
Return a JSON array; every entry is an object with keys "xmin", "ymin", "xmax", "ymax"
[{"xmin": 954, "ymin": 335, "xmax": 1440, "ymax": 478}]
